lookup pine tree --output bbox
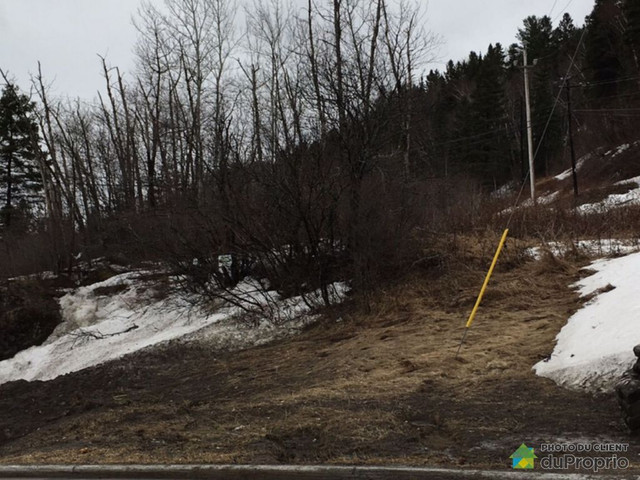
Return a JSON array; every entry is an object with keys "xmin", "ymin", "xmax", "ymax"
[
  {"xmin": 554, "ymin": 13, "xmax": 577, "ymax": 45},
  {"xmin": 517, "ymin": 16, "xmax": 562, "ymax": 176},
  {"xmin": 471, "ymin": 43, "xmax": 512, "ymax": 186},
  {"xmin": 424, "ymin": 70, "xmax": 453, "ymax": 176},
  {"xmin": 446, "ymin": 53, "xmax": 481, "ymax": 178},
  {"xmin": 622, "ymin": 0, "xmax": 640, "ymax": 72},
  {"xmin": 553, "ymin": 14, "xmax": 584, "ymax": 75},
  {"xmin": 584, "ymin": 0, "xmax": 626, "ymax": 99},
  {"xmin": 517, "ymin": 16, "xmax": 556, "ymax": 60},
  {"xmin": 0, "ymin": 82, "xmax": 42, "ymax": 227}
]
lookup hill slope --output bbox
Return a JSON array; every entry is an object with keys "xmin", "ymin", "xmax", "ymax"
[{"xmin": 0, "ymin": 244, "xmax": 636, "ymax": 469}]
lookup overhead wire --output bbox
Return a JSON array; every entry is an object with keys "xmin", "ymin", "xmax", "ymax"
[
  {"xmin": 552, "ymin": 0, "xmax": 575, "ymax": 23},
  {"xmin": 456, "ymin": 25, "xmax": 589, "ymax": 357},
  {"xmin": 572, "ymin": 75, "xmax": 640, "ymax": 88},
  {"xmin": 426, "ymin": 107, "xmax": 567, "ymax": 151},
  {"xmin": 505, "ymin": 26, "xmax": 587, "ymax": 227},
  {"xmin": 548, "ymin": 0, "xmax": 560, "ymax": 19},
  {"xmin": 574, "ymin": 108, "xmax": 640, "ymax": 113}
]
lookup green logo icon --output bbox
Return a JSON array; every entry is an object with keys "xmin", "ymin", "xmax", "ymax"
[{"xmin": 510, "ymin": 443, "xmax": 538, "ymax": 469}]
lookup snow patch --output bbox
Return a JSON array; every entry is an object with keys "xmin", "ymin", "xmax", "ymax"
[
  {"xmin": 576, "ymin": 186, "xmax": 640, "ymax": 215},
  {"xmin": 534, "ymin": 252, "xmax": 640, "ymax": 391},
  {"xmin": 604, "ymin": 143, "xmax": 630, "ymax": 159},
  {"xmin": 0, "ymin": 271, "xmax": 349, "ymax": 385},
  {"xmin": 491, "ymin": 181, "xmax": 515, "ymax": 199},
  {"xmin": 499, "ymin": 191, "xmax": 559, "ymax": 216},
  {"xmin": 537, "ymin": 191, "xmax": 559, "ymax": 205},
  {"xmin": 526, "ymin": 239, "xmax": 640, "ymax": 260},
  {"xmin": 614, "ymin": 175, "xmax": 640, "ymax": 187},
  {"xmin": 554, "ymin": 154, "xmax": 589, "ymax": 181}
]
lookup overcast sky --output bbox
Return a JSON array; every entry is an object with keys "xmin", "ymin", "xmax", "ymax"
[{"xmin": 0, "ymin": 0, "xmax": 594, "ymax": 100}]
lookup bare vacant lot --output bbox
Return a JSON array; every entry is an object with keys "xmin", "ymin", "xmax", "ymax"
[{"xmin": 0, "ymin": 242, "xmax": 637, "ymax": 470}]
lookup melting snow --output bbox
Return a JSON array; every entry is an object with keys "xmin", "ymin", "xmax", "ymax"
[
  {"xmin": 499, "ymin": 191, "xmax": 559, "ymax": 216},
  {"xmin": 534, "ymin": 252, "xmax": 640, "ymax": 391},
  {"xmin": 554, "ymin": 155, "xmax": 589, "ymax": 181},
  {"xmin": 576, "ymin": 186, "xmax": 640, "ymax": 214},
  {"xmin": 604, "ymin": 143, "xmax": 630, "ymax": 158},
  {"xmin": 526, "ymin": 239, "xmax": 640, "ymax": 260},
  {"xmin": 0, "ymin": 271, "xmax": 348, "ymax": 385},
  {"xmin": 614, "ymin": 176, "xmax": 640, "ymax": 187}
]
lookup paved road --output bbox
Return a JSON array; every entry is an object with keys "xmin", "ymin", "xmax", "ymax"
[{"xmin": 0, "ymin": 465, "xmax": 637, "ymax": 480}]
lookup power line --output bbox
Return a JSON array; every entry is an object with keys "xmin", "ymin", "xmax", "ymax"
[
  {"xmin": 578, "ymin": 90, "xmax": 640, "ymax": 103},
  {"xmin": 552, "ymin": 0, "xmax": 575, "ymax": 23},
  {"xmin": 504, "ymin": 22, "xmax": 588, "ymax": 221},
  {"xmin": 425, "ymin": 112, "xmax": 564, "ymax": 151},
  {"xmin": 428, "ymin": 125, "xmax": 513, "ymax": 147},
  {"xmin": 572, "ymin": 75, "xmax": 640, "ymax": 88},
  {"xmin": 548, "ymin": 0, "xmax": 560, "ymax": 18},
  {"xmin": 456, "ymin": 18, "xmax": 587, "ymax": 358},
  {"xmin": 574, "ymin": 108, "xmax": 640, "ymax": 113},
  {"xmin": 572, "ymin": 111, "xmax": 640, "ymax": 118},
  {"xmin": 530, "ymin": 27, "xmax": 587, "ymax": 164}
]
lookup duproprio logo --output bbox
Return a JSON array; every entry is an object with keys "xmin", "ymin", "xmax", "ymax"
[{"xmin": 510, "ymin": 443, "xmax": 538, "ymax": 469}]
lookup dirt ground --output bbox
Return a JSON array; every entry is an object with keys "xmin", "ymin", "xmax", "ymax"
[{"xmin": 0, "ymin": 240, "xmax": 638, "ymax": 472}]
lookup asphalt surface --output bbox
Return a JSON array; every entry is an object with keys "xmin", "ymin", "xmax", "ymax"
[{"xmin": 0, "ymin": 465, "xmax": 637, "ymax": 479}]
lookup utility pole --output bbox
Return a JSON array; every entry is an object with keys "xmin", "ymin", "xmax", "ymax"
[
  {"xmin": 565, "ymin": 76, "xmax": 578, "ymax": 197},
  {"xmin": 520, "ymin": 96, "xmax": 526, "ymax": 182},
  {"xmin": 522, "ymin": 47, "xmax": 536, "ymax": 204}
]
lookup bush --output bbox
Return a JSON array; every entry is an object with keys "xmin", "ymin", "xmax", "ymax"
[{"xmin": 0, "ymin": 281, "xmax": 61, "ymax": 360}]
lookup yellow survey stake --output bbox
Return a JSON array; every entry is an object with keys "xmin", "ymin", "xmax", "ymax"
[{"xmin": 465, "ymin": 228, "xmax": 509, "ymax": 328}]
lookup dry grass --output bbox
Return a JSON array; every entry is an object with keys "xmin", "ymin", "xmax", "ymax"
[
  {"xmin": 1, "ymin": 232, "xmax": 636, "ymax": 469},
  {"xmin": 0, "ymin": 234, "xmax": 628, "ymax": 466},
  {"xmin": 4, "ymin": 140, "xmax": 640, "ymax": 469}
]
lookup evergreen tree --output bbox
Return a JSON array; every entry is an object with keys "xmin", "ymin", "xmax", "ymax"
[
  {"xmin": 517, "ymin": 15, "xmax": 556, "ymax": 60},
  {"xmin": 424, "ymin": 69, "xmax": 454, "ymax": 176},
  {"xmin": 554, "ymin": 13, "xmax": 577, "ymax": 45},
  {"xmin": 471, "ymin": 43, "xmax": 512, "ymax": 186},
  {"xmin": 0, "ymin": 82, "xmax": 42, "ymax": 227},
  {"xmin": 517, "ymin": 16, "xmax": 562, "ymax": 176},
  {"xmin": 553, "ymin": 14, "xmax": 584, "ymax": 75},
  {"xmin": 584, "ymin": 0, "xmax": 625, "ymax": 98},
  {"xmin": 446, "ymin": 53, "xmax": 481, "ymax": 178},
  {"xmin": 622, "ymin": 0, "xmax": 640, "ymax": 72}
]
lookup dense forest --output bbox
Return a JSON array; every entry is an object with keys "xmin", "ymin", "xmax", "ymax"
[{"xmin": 1, "ymin": 0, "xmax": 639, "ymax": 302}]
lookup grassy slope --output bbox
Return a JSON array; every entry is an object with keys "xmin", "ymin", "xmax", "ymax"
[{"xmin": 0, "ymin": 235, "xmax": 636, "ymax": 469}]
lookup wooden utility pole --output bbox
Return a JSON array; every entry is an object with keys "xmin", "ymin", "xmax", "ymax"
[
  {"xmin": 523, "ymin": 47, "xmax": 536, "ymax": 204},
  {"xmin": 565, "ymin": 76, "xmax": 579, "ymax": 197},
  {"xmin": 520, "ymin": 96, "xmax": 526, "ymax": 181}
]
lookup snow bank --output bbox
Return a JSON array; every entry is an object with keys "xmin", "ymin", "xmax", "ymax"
[
  {"xmin": 0, "ymin": 271, "xmax": 348, "ymax": 385},
  {"xmin": 526, "ymin": 239, "xmax": 640, "ymax": 260},
  {"xmin": 614, "ymin": 175, "xmax": 640, "ymax": 187},
  {"xmin": 534, "ymin": 252, "xmax": 640, "ymax": 391},
  {"xmin": 605, "ymin": 143, "xmax": 631, "ymax": 159},
  {"xmin": 554, "ymin": 154, "xmax": 589, "ymax": 181},
  {"xmin": 498, "ymin": 191, "xmax": 559, "ymax": 216},
  {"xmin": 576, "ymin": 186, "xmax": 640, "ymax": 215}
]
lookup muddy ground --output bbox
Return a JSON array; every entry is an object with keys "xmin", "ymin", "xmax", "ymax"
[{"xmin": 0, "ymin": 243, "xmax": 637, "ymax": 471}]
